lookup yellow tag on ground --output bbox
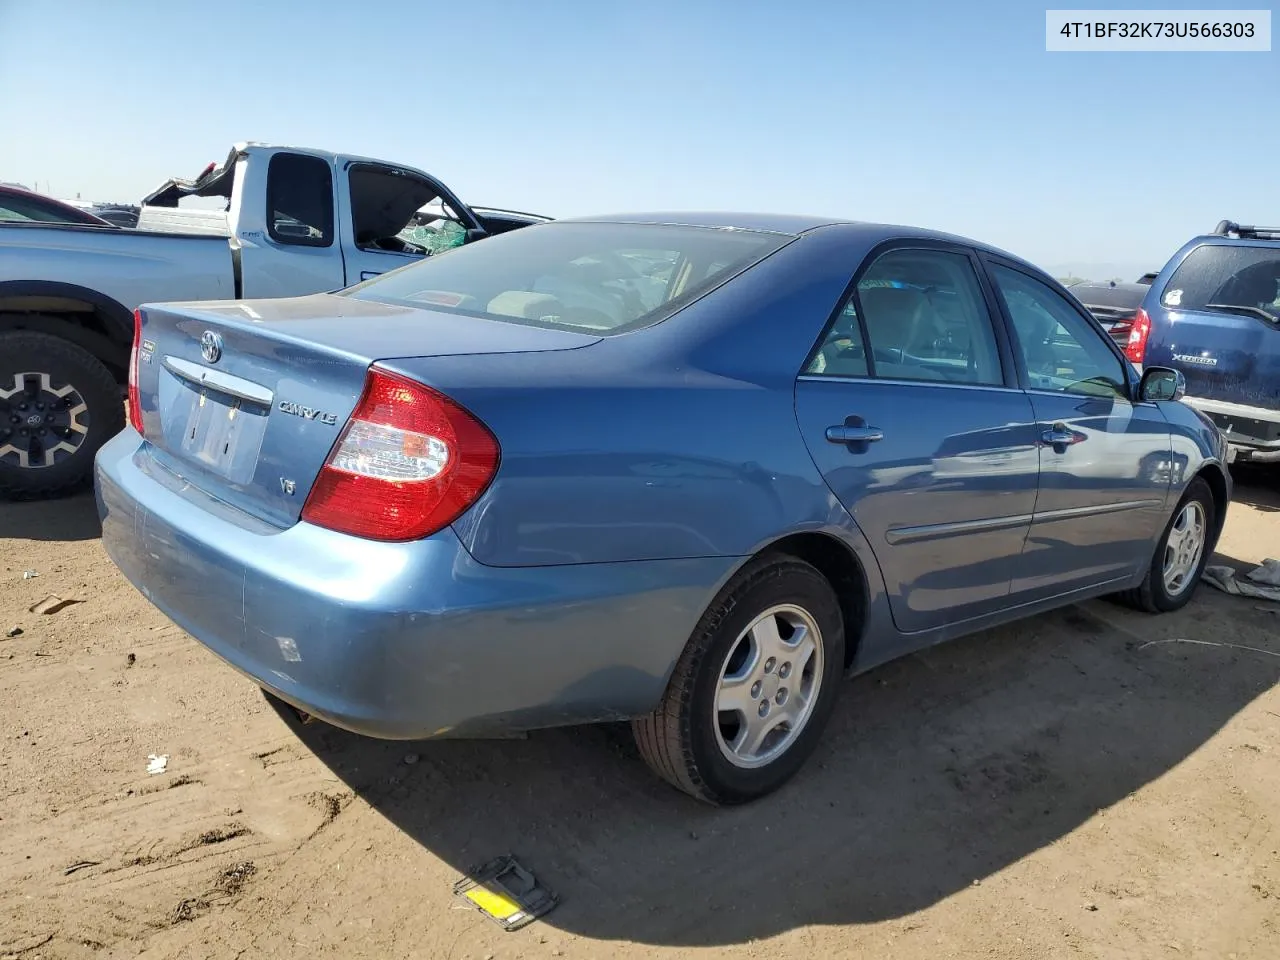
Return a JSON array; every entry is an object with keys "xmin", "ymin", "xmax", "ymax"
[{"xmin": 464, "ymin": 886, "xmax": 524, "ymax": 921}]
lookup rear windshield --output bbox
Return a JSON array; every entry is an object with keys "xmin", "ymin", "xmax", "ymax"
[
  {"xmin": 1161, "ymin": 243, "xmax": 1280, "ymax": 322},
  {"xmin": 344, "ymin": 221, "xmax": 793, "ymax": 335}
]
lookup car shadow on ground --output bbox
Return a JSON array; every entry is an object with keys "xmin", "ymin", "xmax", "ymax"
[
  {"xmin": 0, "ymin": 489, "xmax": 100, "ymax": 542},
  {"xmin": 281, "ymin": 577, "xmax": 1280, "ymax": 948}
]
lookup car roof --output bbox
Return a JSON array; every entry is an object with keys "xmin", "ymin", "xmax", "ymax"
[
  {"xmin": 1185, "ymin": 233, "xmax": 1280, "ymax": 248},
  {"xmin": 1068, "ymin": 280, "xmax": 1149, "ymax": 308},
  {"xmin": 1071, "ymin": 280, "xmax": 1150, "ymax": 295},
  {"xmin": 563, "ymin": 211, "xmax": 846, "ymax": 233},
  {"xmin": 556, "ymin": 212, "xmax": 1045, "ymax": 269}
]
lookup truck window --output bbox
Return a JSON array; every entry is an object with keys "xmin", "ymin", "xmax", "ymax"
[
  {"xmin": 266, "ymin": 153, "xmax": 334, "ymax": 248},
  {"xmin": 349, "ymin": 164, "xmax": 444, "ymax": 256}
]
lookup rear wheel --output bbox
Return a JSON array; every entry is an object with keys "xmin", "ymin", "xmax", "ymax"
[
  {"xmin": 0, "ymin": 331, "xmax": 124, "ymax": 499},
  {"xmin": 632, "ymin": 555, "xmax": 845, "ymax": 804},
  {"xmin": 1114, "ymin": 477, "xmax": 1215, "ymax": 613}
]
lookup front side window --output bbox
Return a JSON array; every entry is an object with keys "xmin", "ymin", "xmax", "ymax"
[
  {"xmin": 1161, "ymin": 243, "xmax": 1280, "ymax": 322},
  {"xmin": 349, "ymin": 164, "xmax": 448, "ymax": 256},
  {"xmin": 815, "ymin": 248, "xmax": 1004, "ymax": 385},
  {"xmin": 346, "ymin": 222, "xmax": 791, "ymax": 334},
  {"xmin": 266, "ymin": 153, "xmax": 334, "ymax": 247},
  {"xmin": 991, "ymin": 264, "xmax": 1128, "ymax": 400}
]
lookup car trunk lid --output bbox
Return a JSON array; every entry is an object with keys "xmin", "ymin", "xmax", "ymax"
[{"xmin": 134, "ymin": 293, "xmax": 598, "ymax": 527}]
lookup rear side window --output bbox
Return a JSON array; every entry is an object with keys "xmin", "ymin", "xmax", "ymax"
[
  {"xmin": 1162, "ymin": 244, "xmax": 1280, "ymax": 322},
  {"xmin": 0, "ymin": 194, "xmax": 84, "ymax": 224},
  {"xmin": 807, "ymin": 248, "xmax": 1003, "ymax": 385},
  {"xmin": 266, "ymin": 153, "xmax": 334, "ymax": 248},
  {"xmin": 346, "ymin": 222, "xmax": 791, "ymax": 335}
]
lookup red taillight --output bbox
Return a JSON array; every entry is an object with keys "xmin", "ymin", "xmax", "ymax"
[
  {"xmin": 127, "ymin": 309, "xmax": 144, "ymax": 433},
  {"xmin": 1125, "ymin": 307, "xmax": 1151, "ymax": 363},
  {"xmin": 301, "ymin": 367, "xmax": 500, "ymax": 542}
]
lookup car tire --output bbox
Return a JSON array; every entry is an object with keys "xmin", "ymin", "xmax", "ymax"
[
  {"xmin": 0, "ymin": 331, "xmax": 124, "ymax": 500},
  {"xmin": 632, "ymin": 554, "xmax": 845, "ymax": 805},
  {"xmin": 1114, "ymin": 477, "xmax": 1215, "ymax": 613}
]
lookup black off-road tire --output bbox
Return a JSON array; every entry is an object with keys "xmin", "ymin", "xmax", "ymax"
[
  {"xmin": 632, "ymin": 554, "xmax": 845, "ymax": 805},
  {"xmin": 1113, "ymin": 477, "xmax": 1216, "ymax": 613},
  {"xmin": 0, "ymin": 331, "xmax": 124, "ymax": 500}
]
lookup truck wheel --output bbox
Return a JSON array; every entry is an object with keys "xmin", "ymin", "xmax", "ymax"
[{"xmin": 0, "ymin": 331, "xmax": 124, "ymax": 499}]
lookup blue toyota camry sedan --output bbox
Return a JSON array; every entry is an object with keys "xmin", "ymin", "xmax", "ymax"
[{"xmin": 96, "ymin": 213, "xmax": 1230, "ymax": 804}]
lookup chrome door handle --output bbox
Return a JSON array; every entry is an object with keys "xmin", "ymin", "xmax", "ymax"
[
  {"xmin": 825, "ymin": 424, "xmax": 884, "ymax": 444},
  {"xmin": 1040, "ymin": 422, "xmax": 1083, "ymax": 452},
  {"xmin": 1040, "ymin": 428, "xmax": 1075, "ymax": 444}
]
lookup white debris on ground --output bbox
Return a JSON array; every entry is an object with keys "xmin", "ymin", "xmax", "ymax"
[
  {"xmin": 145, "ymin": 754, "xmax": 169, "ymax": 775},
  {"xmin": 1203, "ymin": 558, "xmax": 1280, "ymax": 602}
]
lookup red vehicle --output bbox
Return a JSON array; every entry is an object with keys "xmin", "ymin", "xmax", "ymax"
[{"xmin": 0, "ymin": 185, "xmax": 115, "ymax": 227}]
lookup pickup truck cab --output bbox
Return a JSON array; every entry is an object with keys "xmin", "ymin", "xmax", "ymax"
[
  {"xmin": 1128, "ymin": 221, "xmax": 1280, "ymax": 464},
  {"xmin": 0, "ymin": 143, "xmax": 549, "ymax": 497}
]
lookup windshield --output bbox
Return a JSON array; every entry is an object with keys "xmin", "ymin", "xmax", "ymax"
[
  {"xmin": 344, "ymin": 221, "xmax": 793, "ymax": 335},
  {"xmin": 1161, "ymin": 244, "xmax": 1280, "ymax": 321}
]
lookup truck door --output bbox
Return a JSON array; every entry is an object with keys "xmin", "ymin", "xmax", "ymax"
[
  {"xmin": 235, "ymin": 151, "xmax": 347, "ymax": 299},
  {"xmin": 336, "ymin": 162, "xmax": 484, "ymax": 286}
]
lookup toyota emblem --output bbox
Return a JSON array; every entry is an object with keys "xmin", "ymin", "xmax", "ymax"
[{"xmin": 200, "ymin": 330, "xmax": 223, "ymax": 364}]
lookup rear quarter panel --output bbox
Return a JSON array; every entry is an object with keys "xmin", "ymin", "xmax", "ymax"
[{"xmin": 383, "ymin": 226, "xmax": 882, "ymax": 568}]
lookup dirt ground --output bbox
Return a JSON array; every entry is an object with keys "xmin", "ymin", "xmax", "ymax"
[{"xmin": 2, "ymin": 474, "xmax": 1279, "ymax": 960}]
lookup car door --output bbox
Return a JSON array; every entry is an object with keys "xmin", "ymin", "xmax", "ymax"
[
  {"xmin": 984, "ymin": 260, "xmax": 1174, "ymax": 599},
  {"xmin": 237, "ymin": 151, "xmax": 349, "ymax": 299},
  {"xmin": 336, "ymin": 162, "xmax": 483, "ymax": 285},
  {"xmin": 794, "ymin": 243, "xmax": 1041, "ymax": 634}
]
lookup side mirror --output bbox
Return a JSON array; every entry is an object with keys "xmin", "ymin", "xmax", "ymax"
[{"xmin": 1139, "ymin": 366, "xmax": 1186, "ymax": 402}]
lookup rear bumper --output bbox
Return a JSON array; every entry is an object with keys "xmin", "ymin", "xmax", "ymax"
[
  {"xmin": 1183, "ymin": 395, "xmax": 1280, "ymax": 462},
  {"xmin": 95, "ymin": 430, "xmax": 734, "ymax": 739}
]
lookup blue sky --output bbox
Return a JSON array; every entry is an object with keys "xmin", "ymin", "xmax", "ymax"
[{"xmin": 0, "ymin": 0, "xmax": 1275, "ymax": 277}]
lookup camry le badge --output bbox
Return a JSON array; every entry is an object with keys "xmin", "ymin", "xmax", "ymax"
[{"xmin": 277, "ymin": 400, "xmax": 339, "ymax": 425}]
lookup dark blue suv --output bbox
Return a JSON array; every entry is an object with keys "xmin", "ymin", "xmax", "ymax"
[{"xmin": 1131, "ymin": 221, "xmax": 1280, "ymax": 464}]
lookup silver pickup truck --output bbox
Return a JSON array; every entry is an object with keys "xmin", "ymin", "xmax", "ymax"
[{"xmin": 0, "ymin": 142, "xmax": 549, "ymax": 497}]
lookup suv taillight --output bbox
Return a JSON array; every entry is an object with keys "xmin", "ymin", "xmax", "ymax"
[
  {"xmin": 301, "ymin": 367, "xmax": 500, "ymax": 542},
  {"xmin": 127, "ymin": 309, "xmax": 144, "ymax": 432},
  {"xmin": 1125, "ymin": 307, "xmax": 1151, "ymax": 363}
]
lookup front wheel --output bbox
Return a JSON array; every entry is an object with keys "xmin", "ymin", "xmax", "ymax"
[
  {"xmin": 632, "ymin": 555, "xmax": 845, "ymax": 805},
  {"xmin": 0, "ymin": 331, "xmax": 124, "ymax": 499},
  {"xmin": 1114, "ymin": 477, "xmax": 1216, "ymax": 613}
]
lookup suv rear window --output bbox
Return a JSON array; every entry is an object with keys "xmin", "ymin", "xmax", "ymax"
[
  {"xmin": 345, "ymin": 221, "xmax": 792, "ymax": 335},
  {"xmin": 1161, "ymin": 244, "xmax": 1280, "ymax": 322}
]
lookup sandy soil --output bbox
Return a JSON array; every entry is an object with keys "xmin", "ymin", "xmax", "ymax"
[{"xmin": 2, "ymin": 472, "xmax": 1279, "ymax": 960}]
